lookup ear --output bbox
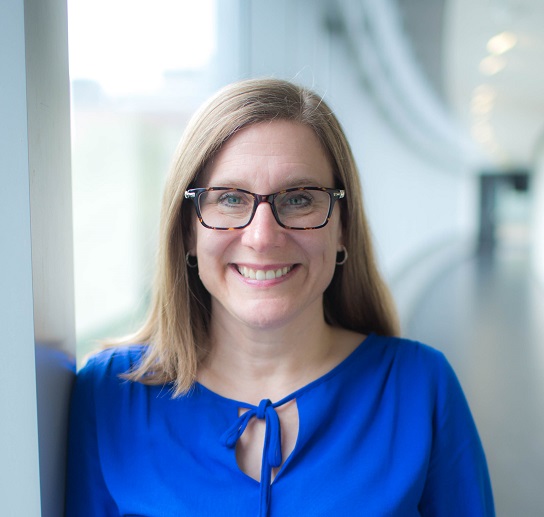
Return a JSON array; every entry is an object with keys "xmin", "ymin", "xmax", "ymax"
[
  {"xmin": 184, "ymin": 211, "xmax": 198, "ymax": 255},
  {"xmin": 185, "ymin": 239, "xmax": 196, "ymax": 257},
  {"xmin": 184, "ymin": 233, "xmax": 193, "ymax": 256},
  {"xmin": 336, "ymin": 223, "xmax": 344, "ymax": 252}
]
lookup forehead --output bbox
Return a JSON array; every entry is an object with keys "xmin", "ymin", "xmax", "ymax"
[{"xmin": 200, "ymin": 120, "xmax": 334, "ymax": 189}]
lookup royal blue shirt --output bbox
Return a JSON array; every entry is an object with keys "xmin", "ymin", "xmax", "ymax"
[{"xmin": 66, "ymin": 334, "xmax": 494, "ymax": 516}]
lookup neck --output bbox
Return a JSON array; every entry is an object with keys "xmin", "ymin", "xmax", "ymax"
[{"xmin": 199, "ymin": 310, "xmax": 338, "ymax": 404}]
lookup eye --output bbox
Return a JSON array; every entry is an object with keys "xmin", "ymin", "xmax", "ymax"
[
  {"xmin": 282, "ymin": 191, "xmax": 313, "ymax": 208},
  {"xmin": 213, "ymin": 190, "xmax": 253, "ymax": 212},
  {"xmin": 217, "ymin": 192, "xmax": 246, "ymax": 205}
]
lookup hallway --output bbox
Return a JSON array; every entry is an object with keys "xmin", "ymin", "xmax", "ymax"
[{"xmin": 406, "ymin": 246, "xmax": 544, "ymax": 516}]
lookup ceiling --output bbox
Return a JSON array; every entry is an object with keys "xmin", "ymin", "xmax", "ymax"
[{"xmin": 398, "ymin": 0, "xmax": 544, "ymax": 172}]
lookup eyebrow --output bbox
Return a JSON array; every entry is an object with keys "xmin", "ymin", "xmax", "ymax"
[
  {"xmin": 281, "ymin": 176, "xmax": 330, "ymax": 188},
  {"xmin": 205, "ymin": 176, "xmax": 332, "ymax": 191}
]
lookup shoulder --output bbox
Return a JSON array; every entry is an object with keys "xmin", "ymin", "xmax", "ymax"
[
  {"xmin": 358, "ymin": 334, "xmax": 462, "ymax": 402},
  {"xmin": 369, "ymin": 334, "xmax": 473, "ymax": 417},
  {"xmin": 365, "ymin": 333, "xmax": 451, "ymax": 374},
  {"xmin": 76, "ymin": 344, "xmax": 148, "ymax": 390},
  {"xmin": 82, "ymin": 344, "xmax": 147, "ymax": 371},
  {"xmin": 70, "ymin": 345, "xmax": 155, "ymax": 426}
]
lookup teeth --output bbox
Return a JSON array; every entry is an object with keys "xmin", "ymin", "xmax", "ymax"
[{"xmin": 238, "ymin": 266, "xmax": 292, "ymax": 280}]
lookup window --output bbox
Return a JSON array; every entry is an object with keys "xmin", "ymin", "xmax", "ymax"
[{"xmin": 68, "ymin": 0, "xmax": 217, "ymax": 359}]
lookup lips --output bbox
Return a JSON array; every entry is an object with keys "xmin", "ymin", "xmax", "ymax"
[{"xmin": 236, "ymin": 265, "xmax": 293, "ymax": 280}]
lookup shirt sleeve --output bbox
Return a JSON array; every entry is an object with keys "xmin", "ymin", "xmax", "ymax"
[
  {"xmin": 418, "ymin": 353, "xmax": 495, "ymax": 516},
  {"xmin": 65, "ymin": 356, "xmax": 119, "ymax": 516}
]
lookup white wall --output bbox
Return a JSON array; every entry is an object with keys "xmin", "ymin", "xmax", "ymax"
[{"xmin": 532, "ymin": 139, "xmax": 544, "ymax": 286}]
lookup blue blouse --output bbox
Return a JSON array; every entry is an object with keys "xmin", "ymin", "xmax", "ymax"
[{"xmin": 66, "ymin": 334, "xmax": 495, "ymax": 516}]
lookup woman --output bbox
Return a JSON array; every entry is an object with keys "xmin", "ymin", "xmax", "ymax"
[{"xmin": 66, "ymin": 79, "xmax": 494, "ymax": 516}]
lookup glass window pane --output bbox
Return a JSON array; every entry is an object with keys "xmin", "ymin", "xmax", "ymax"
[{"xmin": 68, "ymin": 0, "xmax": 217, "ymax": 360}]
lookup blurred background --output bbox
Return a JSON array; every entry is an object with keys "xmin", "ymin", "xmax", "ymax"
[{"xmin": 68, "ymin": 0, "xmax": 544, "ymax": 514}]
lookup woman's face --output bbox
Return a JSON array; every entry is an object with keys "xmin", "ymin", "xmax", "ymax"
[{"xmin": 191, "ymin": 120, "xmax": 343, "ymax": 331}]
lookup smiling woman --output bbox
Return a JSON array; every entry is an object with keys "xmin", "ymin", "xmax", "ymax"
[
  {"xmin": 66, "ymin": 78, "xmax": 495, "ymax": 516},
  {"xmin": 189, "ymin": 120, "xmax": 345, "ymax": 334}
]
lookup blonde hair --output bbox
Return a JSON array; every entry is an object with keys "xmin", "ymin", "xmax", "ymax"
[{"xmin": 119, "ymin": 78, "xmax": 399, "ymax": 395}]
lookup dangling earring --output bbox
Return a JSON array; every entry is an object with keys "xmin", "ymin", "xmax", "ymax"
[
  {"xmin": 185, "ymin": 252, "xmax": 198, "ymax": 269},
  {"xmin": 336, "ymin": 245, "xmax": 348, "ymax": 266}
]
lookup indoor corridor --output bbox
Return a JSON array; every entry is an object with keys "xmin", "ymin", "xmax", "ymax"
[
  {"xmin": 406, "ymin": 244, "xmax": 544, "ymax": 516},
  {"xmin": 4, "ymin": 1, "xmax": 544, "ymax": 514}
]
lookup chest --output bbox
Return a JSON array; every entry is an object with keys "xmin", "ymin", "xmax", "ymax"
[
  {"xmin": 96, "ymin": 385, "xmax": 433, "ymax": 516},
  {"xmin": 235, "ymin": 400, "xmax": 299, "ymax": 482}
]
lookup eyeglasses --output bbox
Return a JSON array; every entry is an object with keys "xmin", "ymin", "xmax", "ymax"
[{"xmin": 184, "ymin": 186, "xmax": 345, "ymax": 230}]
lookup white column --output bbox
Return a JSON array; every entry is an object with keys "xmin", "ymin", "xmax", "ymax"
[
  {"xmin": 0, "ymin": 0, "xmax": 42, "ymax": 514},
  {"xmin": 0, "ymin": 0, "xmax": 75, "ymax": 515}
]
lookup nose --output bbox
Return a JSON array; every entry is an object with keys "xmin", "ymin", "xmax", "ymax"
[{"xmin": 240, "ymin": 200, "xmax": 286, "ymax": 251}]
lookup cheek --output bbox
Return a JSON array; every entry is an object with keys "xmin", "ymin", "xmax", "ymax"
[
  {"xmin": 194, "ymin": 230, "xmax": 235, "ymax": 267},
  {"xmin": 297, "ymin": 231, "xmax": 340, "ymax": 268}
]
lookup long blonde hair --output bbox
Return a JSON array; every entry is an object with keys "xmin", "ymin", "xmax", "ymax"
[{"xmin": 119, "ymin": 78, "xmax": 399, "ymax": 395}]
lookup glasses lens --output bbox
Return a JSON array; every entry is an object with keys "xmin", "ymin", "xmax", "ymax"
[
  {"xmin": 198, "ymin": 189, "xmax": 254, "ymax": 229},
  {"xmin": 274, "ymin": 189, "xmax": 331, "ymax": 229}
]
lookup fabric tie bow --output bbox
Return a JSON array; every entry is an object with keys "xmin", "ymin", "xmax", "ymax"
[{"xmin": 220, "ymin": 398, "xmax": 284, "ymax": 516}]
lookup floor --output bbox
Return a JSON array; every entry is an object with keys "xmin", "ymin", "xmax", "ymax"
[{"xmin": 406, "ymin": 244, "xmax": 544, "ymax": 516}]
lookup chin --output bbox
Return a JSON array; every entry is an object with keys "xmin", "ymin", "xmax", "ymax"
[{"xmin": 233, "ymin": 301, "xmax": 295, "ymax": 330}]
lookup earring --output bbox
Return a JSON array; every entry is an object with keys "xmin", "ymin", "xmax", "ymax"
[
  {"xmin": 336, "ymin": 245, "xmax": 348, "ymax": 266},
  {"xmin": 185, "ymin": 252, "xmax": 198, "ymax": 269}
]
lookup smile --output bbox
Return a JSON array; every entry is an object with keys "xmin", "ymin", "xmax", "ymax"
[{"xmin": 236, "ymin": 265, "xmax": 293, "ymax": 280}]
